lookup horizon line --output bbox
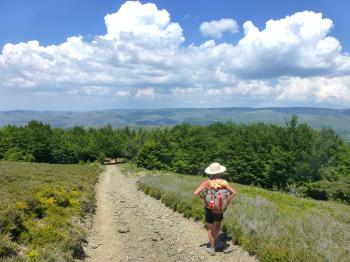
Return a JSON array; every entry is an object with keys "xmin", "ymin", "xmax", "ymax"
[{"xmin": 1, "ymin": 106, "xmax": 349, "ymax": 113}]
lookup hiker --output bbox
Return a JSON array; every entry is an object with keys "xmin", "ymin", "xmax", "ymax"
[{"xmin": 194, "ymin": 162, "xmax": 237, "ymax": 256}]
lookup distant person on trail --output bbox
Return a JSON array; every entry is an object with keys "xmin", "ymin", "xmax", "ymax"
[{"xmin": 194, "ymin": 162, "xmax": 237, "ymax": 256}]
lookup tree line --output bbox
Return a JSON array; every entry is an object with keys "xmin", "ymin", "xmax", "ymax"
[{"xmin": 0, "ymin": 116, "xmax": 349, "ymax": 203}]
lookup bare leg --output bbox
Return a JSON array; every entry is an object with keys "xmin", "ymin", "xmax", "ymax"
[
  {"xmin": 207, "ymin": 223, "xmax": 216, "ymax": 248},
  {"xmin": 214, "ymin": 221, "xmax": 221, "ymax": 241},
  {"xmin": 214, "ymin": 221, "xmax": 221, "ymax": 248}
]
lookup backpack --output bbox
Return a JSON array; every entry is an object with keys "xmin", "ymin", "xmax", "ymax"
[{"xmin": 202, "ymin": 180, "xmax": 231, "ymax": 212}]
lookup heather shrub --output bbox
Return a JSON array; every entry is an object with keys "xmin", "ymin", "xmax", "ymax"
[
  {"xmin": 134, "ymin": 168, "xmax": 350, "ymax": 262},
  {"xmin": 0, "ymin": 161, "xmax": 100, "ymax": 261},
  {"xmin": 0, "ymin": 235, "xmax": 17, "ymax": 259}
]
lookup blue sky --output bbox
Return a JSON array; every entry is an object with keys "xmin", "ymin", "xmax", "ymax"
[{"xmin": 0, "ymin": 0, "xmax": 349, "ymax": 110}]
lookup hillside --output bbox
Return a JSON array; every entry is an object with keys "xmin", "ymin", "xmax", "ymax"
[
  {"xmin": 0, "ymin": 161, "xmax": 100, "ymax": 261},
  {"xmin": 134, "ymin": 165, "xmax": 350, "ymax": 262},
  {"xmin": 1, "ymin": 107, "xmax": 350, "ymax": 140}
]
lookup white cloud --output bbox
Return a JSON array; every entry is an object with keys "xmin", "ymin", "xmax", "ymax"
[
  {"xmin": 200, "ymin": 18, "xmax": 239, "ymax": 38},
  {"xmin": 59, "ymin": 36, "xmax": 95, "ymax": 60},
  {"xmin": 171, "ymin": 87, "xmax": 202, "ymax": 95},
  {"xmin": 135, "ymin": 87, "xmax": 156, "ymax": 99},
  {"xmin": 0, "ymin": 1, "xmax": 350, "ymax": 109},
  {"xmin": 224, "ymin": 11, "xmax": 344, "ymax": 78},
  {"xmin": 103, "ymin": 1, "xmax": 184, "ymax": 47},
  {"xmin": 276, "ymin": 76, "xmax": 350, "ymax": 103},
  {"xmin": 116, "ymin": 90, "xmax": 130, "ymax": 97},
  {"xmin": 206, "ymin": 89, "xmax": 222, "ymax": 96},
  {"xmin": 207, "ymin": 81, "xmax": 272, "ymax": 96}
]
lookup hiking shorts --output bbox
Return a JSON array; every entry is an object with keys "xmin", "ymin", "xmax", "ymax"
[{"xmin": 204, "ymin": 207, "xmax": 223, "ymax": 224}]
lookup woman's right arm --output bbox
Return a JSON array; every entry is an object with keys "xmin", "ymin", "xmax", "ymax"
[{"xmin": 194, "ymin": 180, "xmax": 208, "ymax": 200}]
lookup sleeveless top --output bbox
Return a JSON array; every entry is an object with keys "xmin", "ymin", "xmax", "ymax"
[{"xmin": 208, "ymin": 178, "xmax": 228, "ymax": 189}]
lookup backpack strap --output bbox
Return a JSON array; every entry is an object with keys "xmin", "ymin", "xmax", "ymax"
[{"xmin": 218, "ymin": 192, "xmax": 222, "ymax": 212}]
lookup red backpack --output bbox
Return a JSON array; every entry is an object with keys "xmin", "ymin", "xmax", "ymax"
[{"xmin": 203, "ymin": 179, "xmax": 231, "ymax": 212}]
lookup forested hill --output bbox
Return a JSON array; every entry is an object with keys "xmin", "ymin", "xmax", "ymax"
[
  {"xmin": 1, "ymin": 107, "xmax": 350, "ymax": 140},
  {"xmin": 1, "ymin": 117, "xmax": 349, "ymax": 204}
]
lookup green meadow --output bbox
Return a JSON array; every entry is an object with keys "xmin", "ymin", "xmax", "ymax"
[
  {"xmin": 130, "ymin": 164, "xmax": 350, "ymax": 262},
  {"xmin": 0, "ymin": 161, "xmax": 101, "ymax": 261}
]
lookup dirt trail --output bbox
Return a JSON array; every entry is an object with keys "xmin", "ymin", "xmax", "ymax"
[{"xmin": 84, "ymin": 166, "xmax": 258, "ymax": 262}]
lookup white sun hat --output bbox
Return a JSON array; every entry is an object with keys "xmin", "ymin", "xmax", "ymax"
[{"xmin": 205, "ymin": 162, "xmax": 226, "ymax": 175}]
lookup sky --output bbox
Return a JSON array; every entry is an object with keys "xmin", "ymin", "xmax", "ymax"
[{"xmin": 0, "ymin": 0, "xmax": 349, "ymax": 110}]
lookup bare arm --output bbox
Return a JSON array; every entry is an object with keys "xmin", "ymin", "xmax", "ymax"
[
  {"xmin": 226, "ymin": 183, "xmax": 237, "ymax": 200},
  {"xmin": 194, "ymin": 180, "xmax": 208, "ymax": 200}
]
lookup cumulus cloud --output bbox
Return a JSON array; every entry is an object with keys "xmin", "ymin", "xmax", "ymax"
[
  {"xmin": 200, "ymin": 18, "xmax": 239, "ymax": 38},
  {"xmin": 276, "ymin": 76, "xmax": 350, "ymax": 103},
  {"xmin": 103, "ymin": 1, "xmax": 184, "ymax": 47},
  {"xmin": 213, "ymin": 11, "xmax": 347, "ymax": 79},
  {"xmin": 0, "ymin": 1, "xmax": 350, "ymax": 109}
]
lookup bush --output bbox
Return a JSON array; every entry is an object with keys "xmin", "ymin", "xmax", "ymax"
[
  {"xmin": 0, "ymin": 209, "xmax": 26, "ymax": 240},
  {"xmin": 0, "ymin": 235, "xmax": 17, "ymax": 259},
  {"xmin": 0, "ymin": 161, "xmax": 100, "ymax": 261},
  {"xmin": 4, "ymin": 148, "xmax": 35, "ymax": 162},
  {"xmin": 306, "ymin": 180, "xmax": 350, "ymax": 203},
  {"xmin": 306, "ymin": 181, "xmax": 331, "ymax": 200}
]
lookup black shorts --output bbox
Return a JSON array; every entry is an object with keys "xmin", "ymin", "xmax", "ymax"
[{"xmin": 204, "ymin": 207, "xmax": 223, "ymax": 224}]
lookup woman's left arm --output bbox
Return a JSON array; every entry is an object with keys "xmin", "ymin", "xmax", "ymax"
[{"xmin": 226, "ymin": 183, "xmax": 237, "ymax": 200}]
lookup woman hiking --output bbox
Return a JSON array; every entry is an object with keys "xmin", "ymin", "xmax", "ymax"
[{"xmin": 194, "ymin": 162, "xmax": 237, "ymax": 256}]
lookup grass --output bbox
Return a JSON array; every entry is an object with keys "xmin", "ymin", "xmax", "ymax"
[
  {"xmin": 0, "ymin": 161, "xmax": 101, "ymax": 261},
  {"xmin": 129, "ymin": 164, "xmax": 350, "ymax": 262}
]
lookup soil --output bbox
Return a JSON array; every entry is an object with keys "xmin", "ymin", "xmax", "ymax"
[{"xmin": 84, "ymin": 165, "xmax": 258, "ymax": 262}]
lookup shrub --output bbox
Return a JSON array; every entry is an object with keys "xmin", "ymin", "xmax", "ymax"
[
  {"xmin": 0, "ymin": 161, "xmax": 100, "ymax": 261},
  {"xmin": 0, "ymin": 209, "xmax": 26, "ymax": 240},
  {"xmin": 306, "ymin": 181, "xmax": 331, "ymax": 200},
  {"xmin": 135, "ymin": 169, "xmax": 350, "ymax": 262},
  {"xmin": 0, "ymin": 235, "xmax": 17, "ymax": 259},
  {"xmin": 306, "ymin": 180, "xmax": 350, "ymax": 203},
  {"xmin": 4, "ymin": 148, "xmax": 35, "ymax": 162}
]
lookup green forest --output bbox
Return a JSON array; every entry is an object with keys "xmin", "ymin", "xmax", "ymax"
[{"xmin": 1, "ymin": 116, "xmax": 349, "ymax": 203}]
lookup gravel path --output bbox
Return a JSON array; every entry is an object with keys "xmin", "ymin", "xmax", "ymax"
[{"xmin": 84, "ymin": 165, "xmax": 258, "ymax": 262}]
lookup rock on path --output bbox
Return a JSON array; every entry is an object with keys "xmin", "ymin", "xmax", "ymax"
[{"xmin": 84, "ymin": 166, "xmax": 258, "ymax": 262}]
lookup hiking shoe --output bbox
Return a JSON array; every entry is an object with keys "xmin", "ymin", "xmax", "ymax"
[{"xmin": 207, "ymin": 247, "xmax": 216, "ymax": 256}]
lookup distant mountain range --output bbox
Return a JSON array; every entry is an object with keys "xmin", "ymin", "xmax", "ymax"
[{"xmin": 1, "ymin": 107, "xmax": 350, "ymax": 140}]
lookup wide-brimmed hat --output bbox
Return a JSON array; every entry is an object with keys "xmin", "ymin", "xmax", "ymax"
[{"xmin": 205, "ymin": 162, "xmax": 226, "ymax": 175}]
